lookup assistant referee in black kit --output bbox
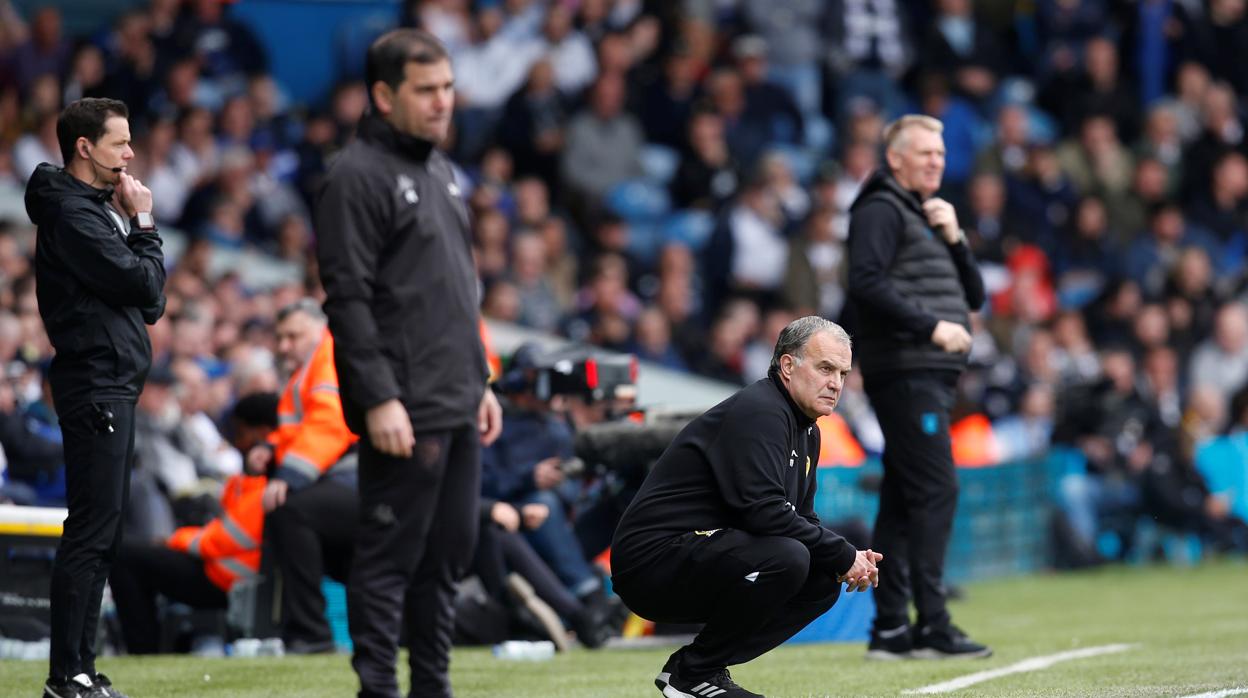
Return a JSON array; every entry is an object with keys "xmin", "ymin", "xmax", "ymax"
[
  {"xmin": 612, "ymin": 317, "xmax": 882, "ymax": 698},
  {"xmin": 26, "ymin": 97, "xmax": 165, "ymax": 698}
]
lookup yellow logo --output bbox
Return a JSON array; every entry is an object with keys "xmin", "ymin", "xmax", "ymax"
[
  {"xmin": 805, "ymin": 456, "xmax": 812, "ymax": 476},
  {"xmin": 694, "ymin": 529, "xmax": 721, "ymax": 537}
]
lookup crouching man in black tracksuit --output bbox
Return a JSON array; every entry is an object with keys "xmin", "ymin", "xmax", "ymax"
[
  {"xmin": 611, "ymin": 317, "xmax": 881, "ymax": 698},
  {"xmin": 26, "ymin": 98, "xmax": 165, "ymax": 698}
]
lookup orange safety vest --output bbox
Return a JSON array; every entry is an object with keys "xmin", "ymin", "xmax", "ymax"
[
  {"xmin": 480, "ymin": 318, "xmax": 501, "ymax": 383},
  {"xmin": 816, "ymin": 413, "xmax": 866, "ymax": 467},
  {"xmin": 167, "ymin": 474, "xmax": 266, "ymax": 592},
  {"xmin": 269, "ymin": 328, "xmax": 358, "ymax": 486},
  {"xmin": 950, "ymin": 413, "xmax": 1000, "ymax": 467}
]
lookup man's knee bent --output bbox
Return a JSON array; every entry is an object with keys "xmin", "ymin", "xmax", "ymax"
[{"xmin": 759, "ymin": 537, "xmax": 811, "ymax": 594}]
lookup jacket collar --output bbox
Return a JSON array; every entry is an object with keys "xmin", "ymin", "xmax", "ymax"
[
  {"xmin": 357, "ymin": 112, "xmax": 435, "ymax": 163},
  {"xmin": 768, "ymin": 367, "xmax": 817, "ymax": 427},
  {"xmin": 854, "ymin": 168, "xmax": 926, "ymax": 217}
]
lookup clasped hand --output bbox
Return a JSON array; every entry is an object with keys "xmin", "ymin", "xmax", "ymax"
[{"xmin": 837, "ymin": 549, "xmax": 883, "ymax": 592}]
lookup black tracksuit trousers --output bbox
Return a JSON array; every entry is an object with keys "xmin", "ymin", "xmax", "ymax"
[
  {"xmin": 266, "ymin": 477, "xmax": 358, "ymax": 648},
  {"xmin": 108, "ymin": 542, "xmax": 227, "ymax": 654},
  {"xmin": 612, "ymin": 529, "xmax": 841, "ymax": 679},
  {"xmin": 48, "ymin": 402, "xmax": 136, "ymax": 683},
  {"xmin": 865, "ymin": 371, "xmax": 960, "ymax": 632},
  {"xmin": 348, "ymin": 426, "xmax": 480, "ymax": 698}
]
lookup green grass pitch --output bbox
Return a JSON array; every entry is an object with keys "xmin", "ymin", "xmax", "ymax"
[{"xmin": 4, "ymin": 560, "xmax": 1246, "ymax": 697}]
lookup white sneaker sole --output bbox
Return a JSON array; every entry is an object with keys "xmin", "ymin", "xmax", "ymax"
[
  {"xmin": 865, "ymin": 649, "xmax": 913, "ymax": 661},
  {"xmin": 910, "ymin": 647, "xmax": 993, "ymax": 659}
]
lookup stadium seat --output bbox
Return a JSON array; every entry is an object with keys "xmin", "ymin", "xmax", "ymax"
[
  {"xmin": 605, "ymin": 179, "xmax": 671, "ymax": 224},
  {"xmin": 1195, "ymin": 435, "xmax": 1248, "ymax": 522},
  {"xmin": 660, "ymin": 210, "xmax": 715, "ymax": 251},
  {"xmin": 639, "ymin": 144, "xmax": 680, "ymax": 185},
  {"xmin": 764, "ymin": 144, "xmax": 816, "ymax": 185}
]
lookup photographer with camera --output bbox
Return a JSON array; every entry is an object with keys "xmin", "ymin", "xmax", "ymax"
[{"xmin": 483, "ymin": 343, "xmax": 619, "ymax": 637}]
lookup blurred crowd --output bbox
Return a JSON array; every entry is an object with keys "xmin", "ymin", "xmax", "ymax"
[{"xmin": 1, "ymin": 0, "xmax": 1247, "ymax": 568}]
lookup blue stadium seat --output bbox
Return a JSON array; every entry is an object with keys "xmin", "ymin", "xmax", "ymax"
[
  {"xmin": 321, "ymin": 578, "xmax": 352, "ymax": 652},
  {"xmin": 661, "ymin": 210, "xmax": 715, "ymax": 251},
  {"xmin": 1195, "ymin": 435, "xmax": 1248, "ymax": 522},
  {"xmin": 605, "ymin": 179, "xmax": 672, "ymax": 223},
  {"xmin": 765, "ymin": 144, "xmax": 816, "ymax": 185},
  {"xmin": 639, "ymin": 144, "xmax": 680, "ymax": 185}
]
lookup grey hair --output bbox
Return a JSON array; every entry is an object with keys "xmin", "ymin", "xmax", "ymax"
[
  {"xmin": 276, "ymin": 297, "xmax": 326, "ymax": 324},
  {"xmin": 770, "ymin": 316, "xmax": 852, "ymax": 371},
  {"xmin": 883, "ymin": 114, "xmax": 944, "ymax": 154}
]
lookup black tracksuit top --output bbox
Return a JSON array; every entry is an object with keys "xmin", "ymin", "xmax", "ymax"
[
  {"xmin": 315, "ymin": 114, "xmax": 487, "ymax": 436},
  {"xmin": 25, "ymin": 163, "xmax": 166, "ymax": 412},
  {"xmin": 612, "ymin": 370, "xmax": 858, "ymax": 578}
]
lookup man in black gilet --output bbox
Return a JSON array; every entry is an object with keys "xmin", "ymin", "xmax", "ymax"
[{"xmin": 847, "ymin": 115, "xmax": 990, "ymax": 659}]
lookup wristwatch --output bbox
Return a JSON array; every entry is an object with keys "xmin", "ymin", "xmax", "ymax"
[{"xmin": 133, "ymin": 211, "xmax": 157, "ymax": 232}]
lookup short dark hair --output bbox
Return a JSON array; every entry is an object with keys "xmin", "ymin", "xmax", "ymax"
[
  {"xmin": 57, "ymin": 98, "xmax": 129, "ymax": 166},
  {"xmin": 231, "ymin": 391, "xmax": 280, "ymax": 430},
  {"xmin": 365, "ymin": 29, "xmax": 449, "ymax": 106}
]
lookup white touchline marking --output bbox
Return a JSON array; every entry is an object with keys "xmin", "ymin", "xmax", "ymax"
[
  {"xmin": 903, "ymin": 643, "xmax": 1136, "ymax": 695},
  {"xmin": 1177, "ymin": 688, "xmax": 1248, "ymax": 698}
]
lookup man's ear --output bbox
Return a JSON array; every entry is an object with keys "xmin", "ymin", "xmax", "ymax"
[
  {"xmin": 77, "ymin": 136, "xmax": 91, "ymax": 161},
  {"xmin": 371, "ymin": 81, "xmax": 394, "ymax": 116},
  {"xmin": 884, "ymin": 146, "xmax": 901, "ymax": 173}
]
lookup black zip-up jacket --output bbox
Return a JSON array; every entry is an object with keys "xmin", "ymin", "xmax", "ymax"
[
  {"xmin": 315, "ymin": 114, "xmax": 486, "ymax": 435},
  {"xmin": 847, "ymin": 169, "xmax": 985, "ymax": 378},
  {"xmin": 611, "ymin": 369, "xmax": 858, "ymax": 578},
  {"xmin": 25, "ymin": 163, "xmax": 166, "ymax": 412}
]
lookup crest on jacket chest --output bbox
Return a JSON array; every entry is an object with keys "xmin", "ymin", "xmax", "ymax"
[{"xmin": 396, "ymin": 174, "xmax": 418, "ymax": 205}]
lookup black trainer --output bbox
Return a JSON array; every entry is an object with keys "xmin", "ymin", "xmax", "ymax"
[
  {"xmin": 655, "ymin": 660, "xmax": 764, "ymax": 698},
  {"xmin": 42, "ymin": 674, "xmax": 106, "ymax": 698},
  {"xmin": 866, "ymin": 624, "xmax": 913, "ymax": 660},
  {"xmin": 911, "ymin": 624, "xmax": 992, "ymax": 659},
  {"xmin": 91, "ymin": 673, "xmax": 130, "ymax": 698}
]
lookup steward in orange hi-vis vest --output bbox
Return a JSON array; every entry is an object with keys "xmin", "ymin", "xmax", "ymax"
[
  {"xmin": 167, "ymin": 474, "xmax": 266, "ymax": 591},
  {"xmin": 269, "ymin": 328, "xmax": 359, "ymax": 490}
]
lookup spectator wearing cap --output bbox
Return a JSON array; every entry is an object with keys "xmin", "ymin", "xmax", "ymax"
[{"xmin": 483, "ymin": 344, "xmax": 619, "ymax": 616}]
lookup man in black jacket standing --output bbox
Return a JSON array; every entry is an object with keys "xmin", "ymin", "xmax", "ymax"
[
  {"xmin": 315, "ymin": 29, "xmax": 503, "ymax": 698},
  {"xmin": 847, "ymin": 114, "xmax": 989, "ymax": 660},
  {"xmin": 612, "ymin": 317, "xmax": 882, "ymax": 698},
  {"xmin": 26, "ymin": 97, "xmax": 165, "ymax": 698}
]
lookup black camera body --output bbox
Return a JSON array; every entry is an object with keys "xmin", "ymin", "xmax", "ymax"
[{"xmin": 500, "ymin": 346, "xmax": 637, "ymax": 404}]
